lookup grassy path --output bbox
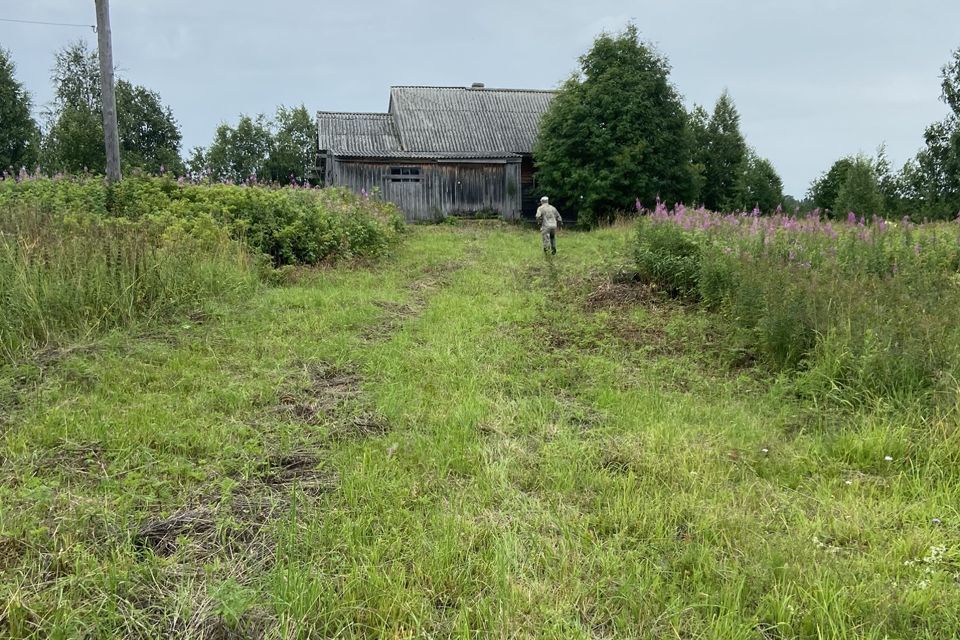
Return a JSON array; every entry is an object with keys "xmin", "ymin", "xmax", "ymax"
[{"xmin": 1, "ymin": 225, "xmax": 958, "ymax": 638}]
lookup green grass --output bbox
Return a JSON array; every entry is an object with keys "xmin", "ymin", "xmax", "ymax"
[
  {"xmin": 0, "ymin": 207, "xmax": 259, "ymax": 361},
  {"xmin": 2, "ymin": 224, "xmax": 959, "ymax": 638}
]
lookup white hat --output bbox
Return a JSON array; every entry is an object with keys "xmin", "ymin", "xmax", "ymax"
[{"xmin": 540, "ymin": 196, "xmax": 549, "ymax": 202}]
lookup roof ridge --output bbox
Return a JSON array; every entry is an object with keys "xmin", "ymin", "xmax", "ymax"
[
  {"xmin": 316, "ymin": 111, "xmax": 391, "ymax": 117},
  {"xmin": 390, "ymin": 85, "xmax": 557, "ymax": 94}
]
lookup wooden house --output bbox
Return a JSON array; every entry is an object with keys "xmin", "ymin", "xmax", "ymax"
[{"xmin": 317, "ymin": 84, "xmax": 557, "ymax": 222}]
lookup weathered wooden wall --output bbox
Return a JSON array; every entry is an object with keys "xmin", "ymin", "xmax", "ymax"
[{"xmin": 329, "ymin": 158, "xmax": 521, "ymax": 222}]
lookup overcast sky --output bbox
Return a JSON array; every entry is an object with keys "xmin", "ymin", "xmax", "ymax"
[{"xmin": 2, "ymin": 0, "xmax": 958, "ymax": 196}]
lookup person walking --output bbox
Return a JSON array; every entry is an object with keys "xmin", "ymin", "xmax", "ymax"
[{"xmin": 536, "ymin": 196, "xmax": 563, "ymax": 255}]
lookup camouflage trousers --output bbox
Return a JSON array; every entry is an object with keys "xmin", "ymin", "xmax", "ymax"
[{"xmin": 541, "ymin": 228, "xmax": 557, "ymax": 253}]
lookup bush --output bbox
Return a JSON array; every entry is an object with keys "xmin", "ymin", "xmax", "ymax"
[
  {"xmin": 634, "ymin": 221, "xmax": 702, "ymax": 299},
  {"xmin": 0, "ymin": 175, "xmax": 404, "ymax": 265},
  {"xmin": 633, "ymin": 203, "xmax": 960, "ymax": 407}
]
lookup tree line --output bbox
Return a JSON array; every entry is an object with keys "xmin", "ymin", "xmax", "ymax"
[
  {"xmin": 535, "ymin": 25, "xmax": 960, "ymax": 224},
  {"xmin": 0, "ymin": 41, "xmax": 317, "ymax": 184},
  {"xmin": 809, "ymin": 46, "xmax": 960, "ymax": 220},
  {"xmin": 3, "ymin": 32, "xmax": 958, "ymax": 219}
]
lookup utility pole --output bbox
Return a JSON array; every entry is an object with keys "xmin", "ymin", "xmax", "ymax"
[{"xmin": 95, "ymin": 0, "xmax": 121, "ymax": 183}]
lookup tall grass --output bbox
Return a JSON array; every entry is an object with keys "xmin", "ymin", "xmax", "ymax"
[
  {"xmin": 0, "ymin": 175, "xmax": 407, "ymax": 361},
  {"xmin": 0, "ymin": 207, "xmax": 259, "ymax": 361},
  {"xmin": 634, "ymin": 203, "xmax": 960, "ymax": 407}
]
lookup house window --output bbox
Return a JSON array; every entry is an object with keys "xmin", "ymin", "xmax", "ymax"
[{"xmin": 390, "ymin": 166, "xmax": 421, "ymax": 183}]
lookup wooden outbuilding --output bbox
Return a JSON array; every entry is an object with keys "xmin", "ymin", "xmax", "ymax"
[{"xmin": 317, "ymin": 84, "xmax": 557, "ymax": 222}]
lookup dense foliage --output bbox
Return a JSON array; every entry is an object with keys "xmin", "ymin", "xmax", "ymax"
[
  {"xmin": 635, "ymin": 203, "xmax": 960, "ymax": 407},
  {"xmin": 808, "ymin": 157, "xmax": 856, "ymax": 214},
  {"xmin": 41, "ymin": 41, "xmax": 184, "ymax": 176},
  {"xmin": 739, "ymin": 152, "xmax": 784, "ymax": 213},
  {"xmin": 904, "ymin": 46, "xmax": 960, "ymax": 217},
  {"xmin": 0, "ymin": 48, "xmax": 40, "ymax": 172},
  {"xmin": 534, "ymin": 25, "xmax": 695, "ymax": 226},
  {"xmin": 190, "ymin": 106, "xmax": 318, "ymax": 185},
  {"xmin": 0, "ymin": 175, "xmax": 403, "ymax": 265},
  {"xmin": 689, "ymin": 93, "xmax": 783, "ymax": 213},
  {"xmin": 833, "ymin": 155, "xmax": 884, "ymax": 217},
  {"xmin": 699, "ymin": 91, "xmax": 748, "ymax": 211}
]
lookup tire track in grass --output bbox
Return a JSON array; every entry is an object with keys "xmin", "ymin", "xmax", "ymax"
[
  {"xmin": 128, "ymin": 233, "xmax": 478, "ymax": 636},
  {"xmin": 0, "ymin": 229, "xmax": 477, "ymax": 638}
]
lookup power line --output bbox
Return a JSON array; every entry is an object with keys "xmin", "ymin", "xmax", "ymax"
[{"xmin": 0, "ymin": 17, "xmax": 96, "ymax": 31}]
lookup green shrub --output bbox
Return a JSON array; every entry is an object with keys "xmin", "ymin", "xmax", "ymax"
[
  {"xmin": 634, "ymin": 221, "xmax": 701, "ymax": 299},
  {"xmin": 0, "ymin": 175, "xmax": 405, "ymax": 265}
]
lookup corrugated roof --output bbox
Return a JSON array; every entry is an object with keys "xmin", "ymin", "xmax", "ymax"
[
  {"xmin": 389, "ymin": 86, "xmax": 557, "ymax": 154},
  {"xmin": 317, "ymin": 86, "xmax": 557, "ymax": 158},
  {"xmin": 317, "ymin": 112, "xmax": 400, "ymax": 154},
  {"xmin": 335, "ymin": 150, "xmax": 520, "ymax": 160}
]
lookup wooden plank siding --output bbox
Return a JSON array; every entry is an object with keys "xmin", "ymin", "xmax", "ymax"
[{"xmin": 331, "ymin": 157, "xmax": 521, "ymax": 222}]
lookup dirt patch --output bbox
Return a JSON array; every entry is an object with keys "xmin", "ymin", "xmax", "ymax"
[
  {"xmin": 1, "ymin": 343, "xmax": 102, "ymax": 413},
  {"xmin": 584, "ymin": 280, "xmax": 657, "ymax": 311},
  {"xmin": 30, "ymin": 342, "xmax": 103, "ymax": 371},
  {"xmin": 134, "ymin": 507, "xmax": 217, "ymax": 557},
  {"xmin": 257, "ymin": 451, "xmax": 321, "ymax": 483},
  {"xmin": 597, "ymin": 437, "xmax": 644, "ymax": 475},
  {"xmin": 0, "ymin": 535, "xmax": 27, "ymax": 572},
  {"xmin": 278, "ymin": 362, "xmax": 363, "ymax": 425},
  {"xmin": 332, "ymin": 412, "xmax": 391, "ymax": 440},
  {"xmin": 276, "ymin": 361, "xmax": 394, "ymax": 442},
  {"xmin": 362, "ymin": 300, "xmax": 419, "ymax": 340},
  {"xmin": 134, "ymin": 456, "xmax": 338, "ymax": 560},
  {"xmin": 525, "ymin": 318, "xmax": 598, "ymax": 354},
  {"xmin": 554, "ymin": 391, "xmax": 607, "ymax": 432},
  {"xmin": 186, "ymin": 613, "xmax": 272, "ymax": 640},
  {"xmin": 122, "ymin": 443, "xmax": 338, "ymax": 637},
  {"xmin": 609, "ymin": 321, "xmax": 684, "ymax": 357},
  {"xmin": 38, "ymin": 440, "xmax": 109, "ymax": 480}
]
